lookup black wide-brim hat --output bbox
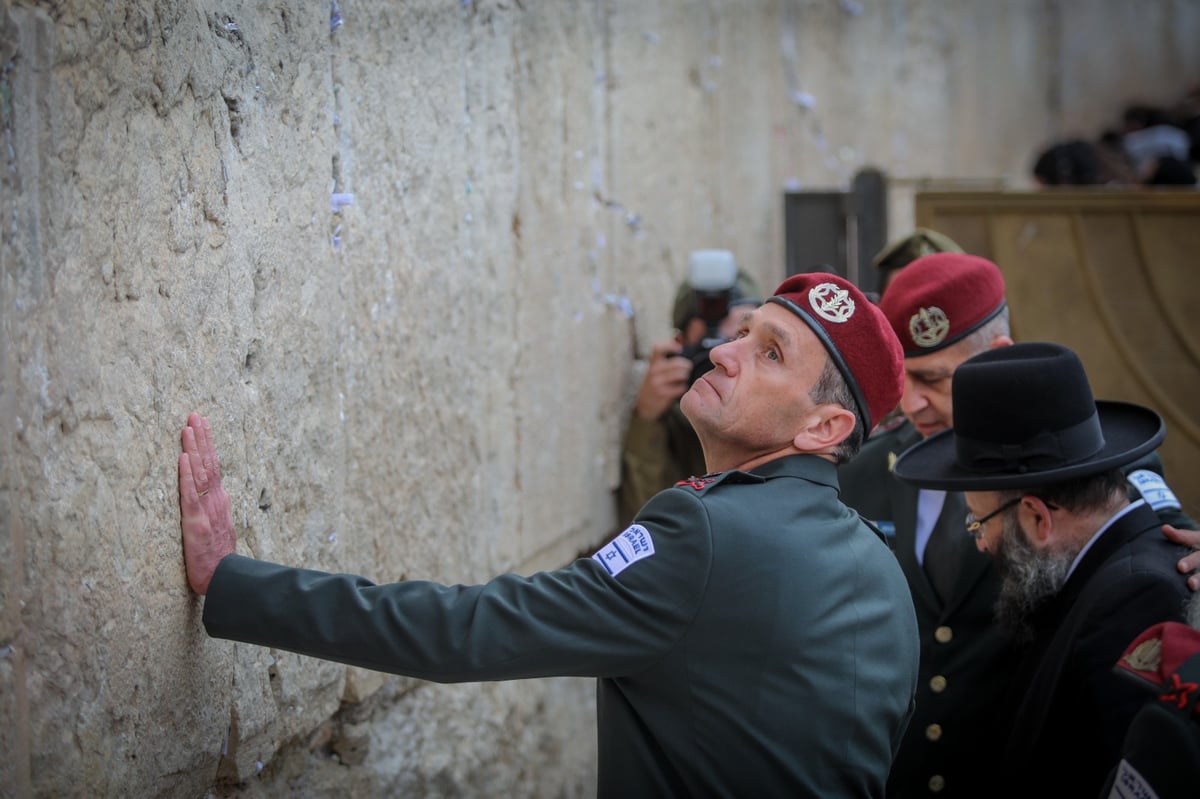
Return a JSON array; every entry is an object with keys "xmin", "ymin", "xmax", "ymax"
[{"xmin": 893, "ymin": 342, "xmax": 1165, "ymax": 490}]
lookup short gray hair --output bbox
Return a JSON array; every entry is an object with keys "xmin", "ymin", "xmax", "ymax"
[
  {"xmin": 809, "ymin": 357, "xmax": 864, "ymax": 464},
  {"xmin": 959, "ymin": 305, "xmax": 1011, "ymax": 357}
]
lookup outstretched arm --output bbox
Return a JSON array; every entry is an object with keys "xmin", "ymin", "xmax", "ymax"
[
  {"xmin": 1163, "ymin": 525, "xmax": 1200, "ymax": 592},
  {"xmin": 178, "ymin": 412, "xmax": 237, "ymax": 595}
]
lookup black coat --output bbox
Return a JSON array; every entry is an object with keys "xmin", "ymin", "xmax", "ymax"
[
  {"xmin": 997, "ymin": 502, "xmax": 1192, "ymax": 797},
  {"xmin": 838, "ymin": 420, "xmax": 1195, "ymax": 799},
  {"xmin": 840, "ymin": 422, "xmax": 1014, "ymax": 798}
]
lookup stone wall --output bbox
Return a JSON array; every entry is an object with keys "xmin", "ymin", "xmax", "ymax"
[{"xmin": 2, "ymin": 1, "xmax": 1197, "ymax": 796}]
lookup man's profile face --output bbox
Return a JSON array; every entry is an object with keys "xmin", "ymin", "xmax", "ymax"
[
  {"xmin": 680, "ymin": 302, "xmax": 825, "ymax": 455},
  {"xmin": 898, "ymin": 337, "xmax": 978, "ymax": 439},
  {"xmin": 972, "ymin": 495, "xmax": 1073, "ymax": 636}
]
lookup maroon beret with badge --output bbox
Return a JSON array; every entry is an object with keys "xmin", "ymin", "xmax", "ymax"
[
  {"xmin": 768, "ymin": 273, "xmax": 904, "ymax": 433},
  {"xmin": 1116, "ymin": 621, "xmax": 1200, "ymax": 696},
  {"xmin": 1107, "ymin": 620, "xmax": 1200, "ymax": 799},
  {"xmin": 880, "ymin": 253, "xmax": 1007, "ymax": 356}
]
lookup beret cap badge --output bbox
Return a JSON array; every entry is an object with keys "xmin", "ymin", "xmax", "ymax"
[
  {"xmin": 808, "ymin": 283, "xmax": 855, "ymax": 323},
  {"xmin": 910, "ymin": 306, "xmax": 951, "ymax": 348},
  {"xmin": 1122, "ymin": 638, "xmax": 1163, "ymax": 672},
  {"xmin": 769, "ymin": 272, "xmax": 904, "ymax": 434}
]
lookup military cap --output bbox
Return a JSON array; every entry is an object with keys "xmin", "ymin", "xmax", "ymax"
[
  {"xmin": 873, "ymin": 228, "xmax": 963, "ymax": 275},
  {"xmin": 768, "ymin": 272, "xmax": 904, "ymax": 432},
  {"xmin": 880, "ymin": 252, "xmax": 1006, "ymax": 357}
]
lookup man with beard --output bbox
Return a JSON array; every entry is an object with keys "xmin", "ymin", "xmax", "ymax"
[
  {"xmin": 892, "ymin": 341, "xmax": 1194, "ymax": 798},
  {"xmin": 839, "ymin": 252, "xmax": 1199, "ymax": 799}
]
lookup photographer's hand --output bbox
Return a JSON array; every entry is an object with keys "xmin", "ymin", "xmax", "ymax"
[{"xmin": 634, "ymin": 339, "xmax": 693, "ymax": 420}]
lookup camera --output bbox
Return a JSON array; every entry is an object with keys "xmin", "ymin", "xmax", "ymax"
[{"xmin": 677, "ymin": 250, "xmax": 744, "ymax": 385}]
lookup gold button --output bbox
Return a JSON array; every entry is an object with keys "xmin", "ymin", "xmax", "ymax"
[
  {"xmin": 926, "ymin": 723, "xmax": 943, "ymax": 741},
  {"xmin": 929, "ymin": 775, "xmax": 945, "ymax": 792},
  {"xmin": 934, "ymin": 625, "xmax": 953, "ymax": 643},
  {"xmin": 930, "ymin": 675, "xmax": 947, "ymax": 693}
]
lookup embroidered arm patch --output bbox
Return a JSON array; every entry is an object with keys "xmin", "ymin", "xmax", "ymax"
[
  {"xmin": 1127, "ymin": 469, "xmax": 1182, "ymax": 512},
  {"xmin": 593, "ymin": 524, "xmax": 656, "ymax": 578}
]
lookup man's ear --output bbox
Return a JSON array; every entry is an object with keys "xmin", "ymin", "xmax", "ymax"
[
  {"xmin": 1021, "ymin": 495, "xmax": 1056, "ymax": 547},
  {"xmin": 793, "ymin": 405, "xmax": 857, "ymax": 452},
  {"xmin": 988, "ymin": 333, "xmax": 1015, "ymax": 351}
]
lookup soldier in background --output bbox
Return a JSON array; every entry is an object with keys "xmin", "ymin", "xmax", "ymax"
[
  {"xmin": 1101, "ymin": 592, "xmax": 1200, "ymax": 799},
  {"xmin": 872, "ymin": 227, "xmax": 963, "ymax": 297},
  {"xmin": 869, "ymin": 228, "xmax": 963, "ymax": 434}
]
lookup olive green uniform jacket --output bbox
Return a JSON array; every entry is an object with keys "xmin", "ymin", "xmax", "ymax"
[{"xmin": 205, "ymin": 454, "xmax": 920, "ymax": 798}]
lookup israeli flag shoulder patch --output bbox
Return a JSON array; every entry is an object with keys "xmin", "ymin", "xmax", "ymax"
[
  {"xmin": 1109, "ymin": 758, "xmax": 1159, "ymax": 799},
  {"xmin": 593, "ymin": 524, "xmax": 656, "ymax": 578},
  {"xmin": 1126, "ymin": 469, "xmax": 1182, "ymax": 512}
]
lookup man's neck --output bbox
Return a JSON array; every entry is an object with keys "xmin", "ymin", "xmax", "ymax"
[
  {"xmin": 1056, "ymin": 494, "xmax": 1132, "ymax": 549},
  {"xmin": 704, "ymin": 447, "xmax": 836, "ymax": 475}
]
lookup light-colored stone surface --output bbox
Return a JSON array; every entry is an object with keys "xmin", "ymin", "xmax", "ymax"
[{"xmin": 2, "ymin": 1, "xmax": 1198, "ymax": 796}]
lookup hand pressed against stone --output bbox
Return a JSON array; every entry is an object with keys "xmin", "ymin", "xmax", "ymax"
[{"xmin": 178, "ymin": 412, "xmax": 236, "ymax": 595}]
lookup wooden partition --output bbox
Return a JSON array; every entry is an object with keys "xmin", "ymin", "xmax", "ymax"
[{"xmin": 915, "ymin": 190, "xmax": 1200, "ymax": 521}]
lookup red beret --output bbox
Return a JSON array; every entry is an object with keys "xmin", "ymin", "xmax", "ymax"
[
  {"xmin": 768, "ymin": 273, "xmax": 904, "ymax": 432},
  {"xmin": 1116, "ymin": 621, "xmax": 1200, "ymax": 698},
  {"xmin": 880, "ymin": 253, "xmax": 1007, "ymax": 356}
]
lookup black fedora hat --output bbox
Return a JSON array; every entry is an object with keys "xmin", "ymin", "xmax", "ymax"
[{"xmin": 893, "ymin": 342, "xmax": 1165, "ymax": 490}]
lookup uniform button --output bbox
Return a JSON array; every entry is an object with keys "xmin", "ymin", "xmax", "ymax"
[
  {"xmin": 930, "ymin": 675, "xmax": 947, "ymax": 693},
  {"xmin": 934, "ymin": 625, "xmax": 953, "ymax": 643},
  {"xmin": 925, "ymin": 723, "xmax": 943, "ymax": 741},
  {"xmin": 928, "ymin": 774, "xmax": 945, "ymax": 792}
]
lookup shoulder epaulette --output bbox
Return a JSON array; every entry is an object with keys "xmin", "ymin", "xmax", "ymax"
[{"xmin": 674, "ymin": 470, "xmax": 762, "ymax": 494}]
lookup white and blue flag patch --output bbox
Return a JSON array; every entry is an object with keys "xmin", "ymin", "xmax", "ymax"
[
  {"xmin": 1126, "ymin": 469, "xmax": 1182, "ymax": 512},
  {"xmin": 1108, "ymin": 758, "xmax": 1158, "ymax": 799},
  {"xmin": 593, "ymin": 524, "xmax": 656, "ymax": 578}
]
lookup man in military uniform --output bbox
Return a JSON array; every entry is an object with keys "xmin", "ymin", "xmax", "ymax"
[
  {"xmin": 178, "ymin": 272, "xmax": 920, "ymax": 797},
  {"xmin": 872, "ymin": 227, "xmax": 963, "ymax": 297},
  {"xmin": 1102, "ymin": 597, "xmax": 1200, "ymax": 799},
  {"xmin": 892, "ymin": 341, "xmax": 1194, "ymax": 797},
  {"xmin": 838, "ymin": 252, "xmax": 1197, "ymax": 798},
  {"xmin": 867, "ymin": 228, "xmax": 963, "ymax": 434},
  {"xmin": 619, "ymin": 229, "xmax": 964, "ymax": 527}
]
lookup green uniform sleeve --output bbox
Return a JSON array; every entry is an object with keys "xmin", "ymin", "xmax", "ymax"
[{"xmin": 202, "ymin": 488, "xmax": 714, "ymax": 683}]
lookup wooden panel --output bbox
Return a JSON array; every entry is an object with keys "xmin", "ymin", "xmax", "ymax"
[{"xmin": 915, "ymin": 191, "xmax": 1200, "ymax": 520}]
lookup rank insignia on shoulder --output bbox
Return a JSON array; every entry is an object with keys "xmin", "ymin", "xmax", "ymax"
[{"xmin": 676, "ymin": 474, "xmax": 721, "ymax": 492}]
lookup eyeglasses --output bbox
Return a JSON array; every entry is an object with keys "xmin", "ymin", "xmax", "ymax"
[{"xmin": 964, "ymin": 497, "xmax": 1022, "ymax": 539}]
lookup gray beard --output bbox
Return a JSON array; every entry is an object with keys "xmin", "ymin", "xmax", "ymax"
[{"xmin": 993, "ymin": 514, "xmax": 1076, "ymax": 644}]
